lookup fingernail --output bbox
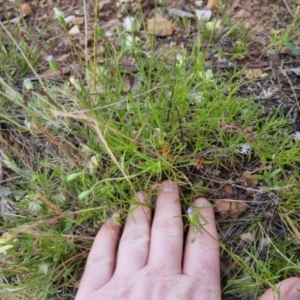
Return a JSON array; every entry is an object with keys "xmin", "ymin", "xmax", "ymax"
[
  {"xmin": 136, "ymin": 191, "xmax": 146, "ymax": 203},
  {"xmin": 105, "ymin": 217, "xmax": 119, "ymax": 229},
  {"xmin": 161, "ymin": 181, "xmax": 176, "ymax": 192}
]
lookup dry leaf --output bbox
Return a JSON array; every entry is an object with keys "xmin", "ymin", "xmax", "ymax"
[
  {"xmin": 168, "ymin": 8, "xmax": 195, "ymax": 18},
  {"xmin": 36, "ymin": 13, "xmax": 48, "ymax": 21},
  {"xmin": 41, "ymin": 66, "xmax": 71, "ymax": 78},
  {"xmin": 261, "ymin": 237, "xmax": 271, "ymax": 248},
  {"xmin": 194, "ymin": 158, "xmax": 204, "ymax": 169},
  {"xmin": 265, "ymin": 211, "xmax": 273, "ymax": 218},
  {"xmin": 72, "ymin": 17, "xmax": 84, "ymax": 25},
  {"xmin": 4, "ymin": 11, "xmax": 13, "ymax": 20},
  {"xmin": 244, "ymin": 68, "xmax": 263, "ymax": 80},
  {"xmin": 246, "ymin": 188, "xmax": 254, "ymax": 197},
  {"xmin": 240, "ymin": 232, "xmax": 255, "ymax": 243},
  {"xmin": 21, "ymin": 3, "xmax": 33, "ymax": 16},
  {"xmin": 122, "ymin": 75, "xmax": 131, "ymax": 92},
  {"xmin": 243, "ymin": 126, "xmax": 254, "ymax": 133},
  {"xmin": 120, "ymin": 55, "xmax": 138, "ymax": 72},
  {"xmin": 223, "ymin": 185, "xmax": 234, "ymax": 195},
  {"xmin": 279, "ymin": 46, "xmax": 289, "ymax": 54},
  {"xmin": 242, "ymin": 171, "xmax": 258, "ymax": 187},
  {"xmin": 99, "ymin": 0, "xmax": 112, "ymax": 11},
  {"xmin": 56, "ymin": 54, "xmax": 70, "ymax": 62},
  {"xmin": 2, "ymin": 16, "xmax": 20, "ymax": 25},
  {"xmin": 215, "ymin": 199, "xmax": 247, "ymax": 219},
  {"xmin": 158, "ymin": 45, "xmax": 185, "ymax": 64},
  {"xmin": 147, "ymin": 16, "xmax": 174, "ymax": 37},
  {"xmin": 232, "ymin": 9, "xmax": 251, "ymax": 19},
  {"xmin": 206, "ymin": 0, "xmax": 220, "ymax": 13}
]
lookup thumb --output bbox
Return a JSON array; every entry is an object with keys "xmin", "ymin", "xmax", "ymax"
[{"xmin": 259, "ymin": 277, "xmax": 300, "ymax": 300}]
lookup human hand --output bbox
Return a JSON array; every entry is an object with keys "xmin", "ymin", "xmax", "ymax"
[
  {"xmin": 76, "ymin": 181, "xmax": 220, "ymax": 299},
  {"xmin": 76, "ymin": 181, "xmax": 300, "ymax": 300}
]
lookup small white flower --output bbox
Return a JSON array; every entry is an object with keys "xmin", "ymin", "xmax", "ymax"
[
  {"xmin": 45, "ymin": 55, "xmax": 54, "ymax": 62},
  {"xmin": 186, "ymin": 207, "xmax": 194, "ymax": 215},
  {"xmin": 189, "ymin": 92, "xmax": 204, "ymax": 104},
  {"xmin": 260, "ymin": 87, "xmax": 273, "ymax": 98},
  {"xmin": 124, "ymin": 35, "xmax": 140, "ymax": 49},
  {"xmin": 293, "ymin": 131, "xmax": 300, "ymax": 140},
  {"xmin": 23, "ymin": 78, "xmax": 33, "ymax": 89},
  {"xmin": 87, "ymin": 155, "xmax": 99, "ymax": 173},
  {"xmin": 28, "ymin": 199, "xmax": 42, "ymax": 213},
  {"xmin": 23, "ymin": 77, "xmax": 31, "ymax": 85},
  {"xmin": 240, "ymin": 144, "xmax": 251, "ymax": 155},
  {"xmin": 206, "ymin": 20, "xmax": 221, "ymax": 31},
  {"xmin": 69, "ymin": 76, "xmax": 82, "ymax": 92},
  {"xmin": 176, "ymin": 53, "xmax": 184, "ymax": 67},
  {"xmin": 0, "ymin": 233, "xmax": 15, "ymax": 255},
  {"xmin": 123, "ymin": 16, "xmax": 136, "ymax": 32},
  {"xmin": 39, "ymin": 262, "xmax": 49, "ymax": 275},
  {"xmin": 52, "ymin": 193, "xmax": 66, "ymax": 204},
  {"xmin": 24, "ymin": 118, "xmax": 31, "ymax": 130},
  {"xmin": 0, "ymin": 245, "xmax": 13, "ymax": 255},
  {"xmin": 53, "ymin": 7, "xmax": 64, "ymax": 20},
  {"xmin": 125, "ymin": 35, "xmax": 134, "ymax": 47},
  {"xmin": 199, "ymin": 69, "xmax": 214, "ymax": 81}
]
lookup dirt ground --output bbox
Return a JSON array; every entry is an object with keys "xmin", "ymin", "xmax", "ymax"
[{"xmin": 1, "ymin": 0, "xmax": 297, "ymax": 54}]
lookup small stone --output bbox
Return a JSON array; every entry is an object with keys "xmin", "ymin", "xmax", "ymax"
[
  {"xmin": 64, "ymin": 15, "xmax": 75, "ymax": 24},
  {"xmin": 147, "ymin": 16, "xmax": 174, "ymax": 37},
  {"xmin": 195, "ymin": 9, "xmax": 212, "ymax": 21},
  {"xmin": 69, "ymin": 25, "xmax": 80, "ymax": 35}
]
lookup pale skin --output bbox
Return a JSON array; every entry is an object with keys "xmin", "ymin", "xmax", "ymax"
[{"xmin": 76, "ymin": 181, "xmax": 300, "ymax": 300}]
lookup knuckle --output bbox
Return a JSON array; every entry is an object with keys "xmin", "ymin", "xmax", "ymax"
[
  {"xmin": 153, "ymin": 219, "xmax": 183, "ymax": 237},
  {"xmin": 122, "ymin": 229, "xmax": 149, "ymax": 243},
  {"xmin": 87, "ymin": 255, "xmax": 113, "ymax": 269}
]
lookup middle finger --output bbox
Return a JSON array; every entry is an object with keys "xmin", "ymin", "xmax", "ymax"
[{"xmin": 148, "ymin": 181, "xmax": 183, "ymax": 273}]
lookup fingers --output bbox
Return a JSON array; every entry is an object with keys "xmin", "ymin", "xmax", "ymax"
[
  {"xmin": 115, "ymin": 192, "xmax": 151, "ymax": 275},
  {"xmin": 75, "ymin": 220, "xmax": 120, "ymax": 299},
  {"xmin": 183, "ymin": 198, "xmax": 220, "ymax": 291},
  {"xmin": 259, "ymin": 277, "xmax": 300, "ymax": 300},
  {"xmin": 148, "ymin": 181, "xmax": 183, "ymax": 273}
]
